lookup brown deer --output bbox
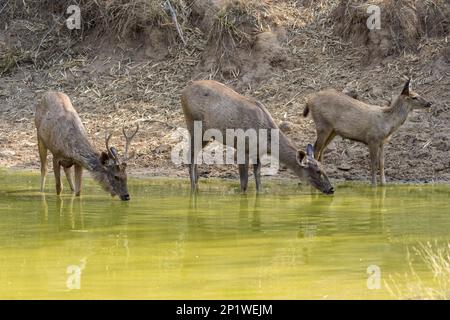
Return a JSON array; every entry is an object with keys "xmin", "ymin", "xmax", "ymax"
[
  {"xmin": 35, "ymin": 92, "xmax": 139, "ymax": 200},
  {"xmin": 181, "ymin": 80, "xmax": 334, "ymax": 194},
  {"xmin": 303, "ymin": 79, "xmax": 432, "ymax": 186}
]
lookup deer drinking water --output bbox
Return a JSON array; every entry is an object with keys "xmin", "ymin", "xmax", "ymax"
[
  {"xmin": 35, "ymin": 92, "xmax": 139, "ymax": 200},
  {"xmin": 303, "ymin": 79, "xmax": 432, "ymax": 186},
  {"xmin": 181, "ymin": 80, "xmax": 334, "ymax": 194}
]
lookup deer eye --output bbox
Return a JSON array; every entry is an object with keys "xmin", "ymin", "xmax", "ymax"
[
  {"xmin": 412, "ymin": 96, "xmax": 418, "ymax": 100},
  {"xmin": 114, "ymin": 176, "xmax": 120, "ymax": 181}
]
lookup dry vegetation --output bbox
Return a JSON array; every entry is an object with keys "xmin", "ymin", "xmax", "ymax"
[
  {"xmin": 386, "ymin": 242, "xmax": 450, "ymax": 300},
  {"xmin": 0, "ymin": 0, "xmax": 449, "ymax": 182},
  {"xmin": 331, "ymin": 0, "xmax": 450, "ymax": 62}
]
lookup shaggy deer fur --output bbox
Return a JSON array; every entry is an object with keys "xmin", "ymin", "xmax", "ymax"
[{"xmin": 35, "ymin": 92, "xmax": 138, "ymax": 200}]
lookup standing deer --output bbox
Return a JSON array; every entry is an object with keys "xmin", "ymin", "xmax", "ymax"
[
  {"xmin": 35, "ymin": 92, "xmax": 139, "ymax": 200},
  {"xmin": 303, "ymin": 79, "xmax": 432, "ymax": 186},
  {"xmin": 181, "ymin": 80, "xmax": 334, "ymax": 194}
]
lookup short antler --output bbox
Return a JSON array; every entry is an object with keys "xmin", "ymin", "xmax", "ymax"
[
  {"xmin": 105, "ymin": 131, "xmax": 120, "ymax": 163},
  {"xmin": 105, "ymin": 132, "xmax": 112, "ymax": 150},
  {"xmin": 122, "ymin": 123, "xmax": 139, "ymax": 162}
]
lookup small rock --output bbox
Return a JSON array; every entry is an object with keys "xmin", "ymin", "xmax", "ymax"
[
  {"xmin": 372, "ymin": 86, "xmax": 383, "ymax": 97},
  {"xmin": 342, "ymin": 81, "xmax": 358, "ymax": 99},
  {"xmin": 22, "ymin": 141, "xmax": 36, "ymax": 147},
  {"xmin": 262, "ymin": 166, "xmax": 278, "ymax": 176},
  {"xmin": 279, "ymin": 121, "xmax": 293, "ymax": 133},
  {"xmin": 325, "ymin": 141, "xmax": 337, "ymax": 152},
  {"xmin": 342, "ymin": 88, "xmax": 358, "ymax": 99},
  {"xmin": 0, "ymin": 150, "xmax": 16, "ymax": 157},
  {"xmin": 337, "ymin": 163, "xmax": 352, "ymax": 171},
  {"xmin": 433, "ymin": 141, "xmax": 450, "ymax": 152},
  {"xmin": 154, "ymin": 144, "xmax": 171, "ymax": 154}
]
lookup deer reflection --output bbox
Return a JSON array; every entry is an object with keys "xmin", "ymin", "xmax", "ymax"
[
  {"xmin": 188, "ymin": 192, "xmax": 262, "ymax": 233},
  {"xmin": 238, "ymin": 194, "xmax": 261, "ymax": 232},
  {"xmin": 56, "ymin": 195, "xmax": 85, "ymax": 231},
  {"xmin": 295, "ymin": 185, "xmax": 388, "ymax": 241},
  {"xmin": 39, "ymin": 194, "xmax": 130, "ymax": 237},
  {"xmin": 39, "ymin": 194, "xmax": 84, "ymax": 231}
]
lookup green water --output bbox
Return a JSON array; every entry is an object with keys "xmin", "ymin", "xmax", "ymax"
[{"xmin": 0, "ymin": 169, "xmax": 449, "ymax": 299}]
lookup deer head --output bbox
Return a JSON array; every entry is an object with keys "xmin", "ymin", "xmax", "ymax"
[
  {"xmin": 99, "ymin": 124, "xmax": 139, "ymax": 201},
  {"xmin": 296, "ymin": 144, "xmax": 334, "ymax": 195},
  {"xmin": 400, "ymin": 79, "xmax": 432, "ymax": 110}
]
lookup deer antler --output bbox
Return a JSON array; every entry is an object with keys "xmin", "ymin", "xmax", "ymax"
[
  {"xmin": 105, "ymin": 132, "xmax": 113, "ymax": 156},
  {"xmin": 105, "ymin": 131, "xmax": 120, "ymax": 164},
  {"xmin": 122, "ymin": 123, "xmax": 139, "ymax": 162}
]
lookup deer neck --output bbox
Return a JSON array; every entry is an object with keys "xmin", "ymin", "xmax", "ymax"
[
  {"xmin": 278, "ymin": 132, "xmax": 306, "ymax": 179},
  {"xmin": 69, "ymin": 138, "xmax": 112, "ymax": 192},
  {"xmin": 382, "ymin": 96, "xmax": 411, "ymax": 134},
  {"xmin": 83, "ymin": 150, "xmax": 112, "ymax": 190},
  {"xmin": 75, "ymin": 142, "xmax": 102, "ymax": 172}
]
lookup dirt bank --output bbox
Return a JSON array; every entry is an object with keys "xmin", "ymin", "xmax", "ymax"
[{"xmin": 0, "ymin": 0, "xmax": 449, "ymax": 184}]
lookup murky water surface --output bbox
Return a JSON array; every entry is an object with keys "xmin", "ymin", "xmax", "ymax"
[{"xmin": 0, "ymin": 169, "xmax": 449, "ymax": 299}]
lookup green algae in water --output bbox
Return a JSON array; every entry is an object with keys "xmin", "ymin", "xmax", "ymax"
[{"xmin": 0, "ymin": 169, "xmax": 449, "ymax": 299}]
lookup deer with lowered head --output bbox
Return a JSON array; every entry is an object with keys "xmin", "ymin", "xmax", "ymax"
[
  {"xmin": 35, "ymin": 92, "xmax": 139, "ymax": 200},
  {"xmin": 303, "ymin": 79, "xmax": 432, "ymax": 186},
  {"xmin": 181, "ymin": 80, "xmax": 334, "ymax": 194}
]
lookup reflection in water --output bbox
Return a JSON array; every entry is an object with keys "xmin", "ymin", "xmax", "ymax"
[
  {"xmin": 40, "ymin": 194, "xmax": 48, "ymax": 223},
  {"xmin": 238, "ymin": 194, "xmax": 261, "ymax": 232},
  {"xmin": 35, "ymin": 194, "xmax": 133, "ymax": 292},
  {"xmin": 0, "ymin": 171, "xmax": 449, "ymax": 299}
]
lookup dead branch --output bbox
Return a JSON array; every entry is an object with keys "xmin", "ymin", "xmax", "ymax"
[{"xmin": 165, "ymin": 0, "xmax": 187, "ymax": 46}]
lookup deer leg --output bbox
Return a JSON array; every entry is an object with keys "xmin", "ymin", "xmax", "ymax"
[
  {"xmin": 188, "ymin": 127, "xmax": 197, "ymax": 191},
  {"xmin": 64, "ymin": 166, "xmax": 75, "ymax": 192},
  {"xmin": 188, "ymin": 163, "xmax": 197, "ymax": 190},
  {"xmin": 195, "ymin": 140, "xmax": 210, "ymax": 184},
  {"xmin": 379, "ymin": 144, "xmax": 386, "ymax": 186},
  {"xmin": 369, "ymin": 144, "xmax": 380, "ymax": 186},
  {"xmin": 188, "ymin": 132, "xmax": 204, "ymax": 191},
  {"xmin": 320, "ymin": 131, "xmax": 336, "ymax": 162},
  {"xmin": 53, "ymin": 159, "xmax": 62, "ymax": 196},
  {"xmin": 314, "ymin": 128, "xmax": 333, "ymax": 162},
  {"xmin": 253, "ymin": 158, "xmax": 261, "ymax": 192},
  {"xmin": 74, "ymin": 164, "xmax": 83, "ymax": 196},
  {"xmin": 239, "ymin": 163, "xmax": 249, "ymax": 193},
  {"xmin": 37, "ymin": 137, "xmax": 48, "ymax": 192}
]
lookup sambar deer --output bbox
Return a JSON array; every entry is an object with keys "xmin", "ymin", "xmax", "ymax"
[
  {"xmin": 181, "ymin": 80, "xmax": 334, "ymax": 194},
  {"xmin": 303, "ymin": 79, "xmax": 432, "ymax": 186},
  {"xmin": 35, "ymin": 92, "xmax": 139, "ymax": 200}
]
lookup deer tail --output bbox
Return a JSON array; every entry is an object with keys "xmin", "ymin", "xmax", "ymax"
[{"xmin": 303, "ymin": 103, "xmax": 310, "ymax": 117}]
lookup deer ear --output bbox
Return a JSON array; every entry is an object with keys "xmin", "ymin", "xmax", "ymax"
[
  {"xmin": 401, "ymin": 78, "xmax": 411, "ymax": 96},
  {"xmin": 109, "ymin": 147, "xmax": 120, "ymax": 163},
  {"xmin": 306, "ymin": 144, "xmax": 315, "ymax": 158},
  {"xmin": 296, "ymin": 150, "xmax": 307, "ymax": 166},
  {"xmin": 99, "ymin": 151, "xmax": 110, "ymax": 165}
]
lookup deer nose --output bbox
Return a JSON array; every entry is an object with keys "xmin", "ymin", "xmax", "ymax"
[
  {"xmin": 426, "ymin": 102, "xmax": 432, "ymax": 108},
  {"xmin": 326, "ymin": 187, "xmax": 334, "ymax": 195},
  {"xmin": 120, "ymin": 194, "xmax": 130, "ymax": 201}
]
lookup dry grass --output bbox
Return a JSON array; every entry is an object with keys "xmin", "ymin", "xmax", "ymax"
[
  {"xmin": 0, "ymin": 47, "xmax": 28, "ymax": 75},
  {"xmin": 331, "ymin": 0, "xmax": 450, "ymax": 59},
  {"xmin": 0, "ymin": 0, "xmax": 192, "ymax": 72},
  {"xmin": 0, "ymin": 0, "xmax": 191, "ymax": 36},
  {"xmin": 385, "ymin": 242, "xmax": 450, "ymax": 300},
  {"xmin": 207, "ymin": 0, "xmax": 270, "ymax": 68},
  {"xmin": 79, "ymin": 0, "xmax": 191, "ymax": 39}
]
